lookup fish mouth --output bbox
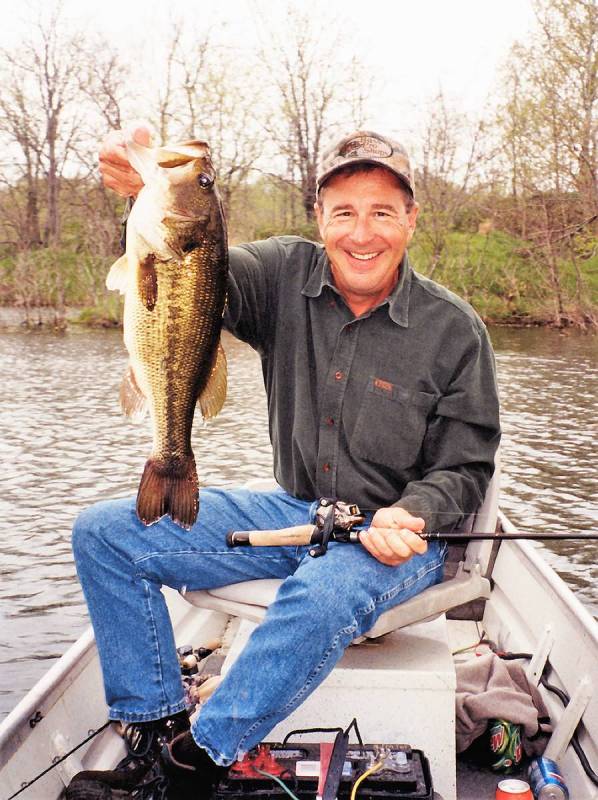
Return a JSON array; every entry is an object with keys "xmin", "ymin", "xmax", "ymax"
[{"xmin": 165, "ymin": 209, "xmax": 201, "ymax": 222}]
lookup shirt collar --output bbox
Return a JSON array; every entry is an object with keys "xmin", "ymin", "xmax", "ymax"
[{"xmin": 301, "ymin": 250, "xmax": 412, "ymax": 327}]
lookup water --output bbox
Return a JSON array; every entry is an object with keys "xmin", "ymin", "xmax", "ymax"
[{"xmin": 0, "ymin": 326, "xmax": 596, "ymax": 720}]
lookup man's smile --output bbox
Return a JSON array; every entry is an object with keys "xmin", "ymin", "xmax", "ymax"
[{"xmin": 347, "ymin": 251, "xmax": 381, "ymax": 261}]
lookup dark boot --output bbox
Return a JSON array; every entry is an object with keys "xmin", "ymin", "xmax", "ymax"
[
  {"xmin": 163, "ymin": 731, "xmax": 228, "ymax": 798},
  {"xmin": 65, "ymin": 711, "xmax": 190, "ymax": 799},
  {"xmin": 130, "ymin": 732, "xmax": 229, "ymax": 800}
]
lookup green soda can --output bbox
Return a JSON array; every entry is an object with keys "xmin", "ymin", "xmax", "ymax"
[{"xmin": 489, "ymin": 719, "xmax": 523, "ymax": 772}]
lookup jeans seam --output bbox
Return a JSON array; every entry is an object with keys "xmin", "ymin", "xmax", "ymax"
[
  {"xmin": 109, "ymin": 701, "xmax": 187, "ymax": 723},
  {"xmin": 133, "ymin": 551, "xmax": 290, "ymax": 567},
  {"xmin": 142, "ymin": 577, "xmax": 169, "ymax": 711},
  {"xmin": 373, "ymin": 555, "xmax": 445, "ymax": 605}
]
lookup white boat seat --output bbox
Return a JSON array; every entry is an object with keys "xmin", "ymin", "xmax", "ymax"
[{"xmin": 183, "ymin": 459, "xmax": 500, "ymax": 637}]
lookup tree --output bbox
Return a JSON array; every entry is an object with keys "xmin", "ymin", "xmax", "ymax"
[
  {"xmin": 416, "ymin": 91, "xmax": 490, "ymax": 278},
  {"xmin": 495, "ymin": 0, "xmax": 598, "ymax": 325},
  {"xmin": 0, "ymin": 5, "xmax": 130, "ymax": 248},
  {"xmin": 255, "ymin": 6, "xmax": 371, "ymax": 222},
  {"xmin": 142, "ymin": 23, "xmax": 263, "ymax": 221}
]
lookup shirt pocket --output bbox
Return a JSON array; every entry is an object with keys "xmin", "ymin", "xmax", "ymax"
[{"xmin": 350, "ymin": 377, "xmax": 437, "ymax": 470}]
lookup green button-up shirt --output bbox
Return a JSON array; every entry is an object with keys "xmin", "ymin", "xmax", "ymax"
[{"xmin": 224, "ymin": 235, "xmax": 500, "ymax": 532}]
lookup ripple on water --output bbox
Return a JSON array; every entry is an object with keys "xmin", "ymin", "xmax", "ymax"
[{"xmin": 0, "ymin": 325, "xmax": 596, "ymax": 719}]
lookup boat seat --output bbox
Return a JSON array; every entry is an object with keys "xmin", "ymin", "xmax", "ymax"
[{"xmin": 183, "ymin": 459, "xmax": 500, "ymax": 637}]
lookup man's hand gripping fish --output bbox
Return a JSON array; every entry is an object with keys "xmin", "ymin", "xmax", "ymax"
[{"xmin": 106, "ymin": 136, "xmax": 228, "ymax": 529}]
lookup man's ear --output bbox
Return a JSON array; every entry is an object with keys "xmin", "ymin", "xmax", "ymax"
[
  {"xmin": 314, "ymin": 201, "xmax": 325, "ymax": 240},
  {"xmin": 406, "ymin": 201, "xmax": 420, "ymax": 244}
]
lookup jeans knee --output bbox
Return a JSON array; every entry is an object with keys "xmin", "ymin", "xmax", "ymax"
[{"xmin": 71, "ymin": 499, "xmax": 131, "ymax": 565}]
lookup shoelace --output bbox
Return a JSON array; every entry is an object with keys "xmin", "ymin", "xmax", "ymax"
[
  {"xmin": 110, "ymin": 724, "xmax": 165, "ymax": 776},
  {"xmin": 130, "ymin": 759, "xmax": 170, "ymax": 800},
  {"xmin": 124, "ymin": 724, "xmax": 162, "ymax": 759}
]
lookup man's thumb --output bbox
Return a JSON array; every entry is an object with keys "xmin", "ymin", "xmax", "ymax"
[{"xmin": 125, "ymin": 121, "xmax": 152, "ymax": 147}]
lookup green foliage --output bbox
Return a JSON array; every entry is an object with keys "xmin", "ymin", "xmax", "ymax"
[
  {"xmin": 74, "ymin": 298, "xmax": 122, "ymax": 328},
  {"xmin": 253, "ymin": 221, "xmax": 320, "ymax": 242},
  {"xmin": 410, "ymin": 229, "xmax": 597, "ymax": 324},
  {"xmin": 1, "ymin": 171, "xmax": 596, "ymax": 329}
]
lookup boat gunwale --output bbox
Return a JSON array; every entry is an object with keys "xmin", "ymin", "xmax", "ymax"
[
  {"xmin": 0, "ymin": 626, "xmax": 96, "ymax": 763},
  {"xmin": 497, "ymin": 510, "xmax": 598, "ymax": 646}
]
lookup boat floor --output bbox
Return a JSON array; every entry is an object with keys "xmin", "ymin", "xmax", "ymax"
[{"xmin": 456, "ymin": 758, "xmax": 529, "ymax": 799}]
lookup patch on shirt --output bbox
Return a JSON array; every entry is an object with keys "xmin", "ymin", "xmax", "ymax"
[{"xmin": 373, "ymin": 377, "xmax": 394, "ymax": 395}]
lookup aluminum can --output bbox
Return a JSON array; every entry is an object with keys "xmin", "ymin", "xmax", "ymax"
[
  {"xmin": 490, "ymin": 719, "xmax": 523, "ymax": 772},
  {"xmin": 495, "ymin": 778, "xmax": 533, "ymax": 799},
  {"xmin": 528, "ymin": 757, "xmax": 569, "ymax": 800}
]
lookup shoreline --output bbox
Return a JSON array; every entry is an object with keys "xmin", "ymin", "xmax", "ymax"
[{"xmin": 0, "ymin": 305, "xmax": 595, "ymax": 332}]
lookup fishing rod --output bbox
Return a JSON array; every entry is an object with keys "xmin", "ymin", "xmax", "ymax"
[
  {"xmin": 226, "ymin": 525, "xmax": 598, "ymax": 547},
  {"xmin": 226, "ymin": 498, "xmax": 598, "ymax": 558}
]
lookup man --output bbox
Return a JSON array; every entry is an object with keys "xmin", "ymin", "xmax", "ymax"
[{"xmin": 67, "ymin": 129, "xmax": 500, "ymax": 799}]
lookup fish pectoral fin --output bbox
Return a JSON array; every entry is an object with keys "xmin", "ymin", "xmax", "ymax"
[
  {"xmin": 106, "ymin": 254, "xmax": 130, "ymax": 294},
  {"xmin": 138, "ymin": 254, "xmax": 158, "ymax": 311},
  {"xmin": 120, "ymin": 366, "xmax": 148, "ymax": 422},
  {"xmin": 198, "ymin": 342, "xmax": 227, "ymax": 420}
]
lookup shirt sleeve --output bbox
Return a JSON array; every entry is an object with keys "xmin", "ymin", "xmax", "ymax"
[
  {"xmin": 394, "ymin": 321, "xmax": 501, "ymax": 533},
  {"xmin": 223, "ymin": 239, "xmax": 282, "ymax": 354}
]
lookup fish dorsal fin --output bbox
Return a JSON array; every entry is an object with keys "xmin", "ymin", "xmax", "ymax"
[
  {"xmin": 157, "ymin": 140, "xmax": 210, "ymax": 167},
  {"xmin": 198, "ymin": 342, "xmax": 227, "ymax": 420},
  {"xmin": 106, "ymin": 254, "xmax": 130, "ymax": 294},
  {"xmin": 120, "ymin": 365, "xmax": 148, "ymax": 423}
]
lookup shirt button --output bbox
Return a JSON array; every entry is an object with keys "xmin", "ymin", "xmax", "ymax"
[
  {"xmin": 334, "ymin": 370, "xmax": 344, "ymax": 381},
  {"xmin": 322, "ymin": 462, "xmax": 331, "ymax": 472}
]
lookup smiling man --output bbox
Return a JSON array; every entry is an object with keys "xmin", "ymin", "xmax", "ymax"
[
  {"xmin": 315, "ymin": 135, "xmax": 419, "ymax": 317},
  {"xmin": 68, "ymin": 129, "xmax": 500, "ymax": 799}
]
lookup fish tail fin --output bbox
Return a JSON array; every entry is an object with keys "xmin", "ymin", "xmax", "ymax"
[{"xmin": 136, "ymin": 456, "xmax": 199, "ymax": 530}]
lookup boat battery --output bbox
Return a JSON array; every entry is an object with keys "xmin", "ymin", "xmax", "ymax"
[{"xmin": 213, "ymin": 742, "xmax": 434, "ymax": 799}]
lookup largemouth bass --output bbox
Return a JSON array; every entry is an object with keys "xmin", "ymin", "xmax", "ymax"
[{"xmin": 106, "ymin": 137, "xmax": 228, "ymax": 529}]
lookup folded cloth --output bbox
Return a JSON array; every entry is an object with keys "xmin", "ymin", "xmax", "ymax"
[{"xmin": 456, "ymin": 652, "xmax": 551, "ymax": 753}]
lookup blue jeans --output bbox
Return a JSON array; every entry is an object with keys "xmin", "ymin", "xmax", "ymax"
[{"xmin": 72, "ymin": 487, "xmax": 447, "ymax": 766}]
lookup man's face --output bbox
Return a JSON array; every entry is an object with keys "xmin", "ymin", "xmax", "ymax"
[{"xmin": 315, "ymin": 167, "xmax": 419, "ymax": 316}]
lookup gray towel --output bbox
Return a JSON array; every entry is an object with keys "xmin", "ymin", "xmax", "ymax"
[{"xmin": 456, "ymin": 652, "xmax": 550, "ymax": 753}]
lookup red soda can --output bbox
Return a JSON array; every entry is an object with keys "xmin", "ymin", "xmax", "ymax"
[{"xmin": 495, "ymin": 778, "xmax": 533, "ymax": 799}]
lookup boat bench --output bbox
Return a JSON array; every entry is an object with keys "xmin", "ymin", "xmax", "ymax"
[{"xmin": 182, "ymin": 466, "xmax": 500, "ymax": 800}]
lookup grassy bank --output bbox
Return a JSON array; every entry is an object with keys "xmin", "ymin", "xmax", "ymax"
[{"xmin": 1, "ymin": 229, "xmax": 596, "ymax": 331}]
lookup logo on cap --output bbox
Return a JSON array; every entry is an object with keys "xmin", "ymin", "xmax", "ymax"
[{"xmin": 340, "ymin": 135, "xmax": 393, "ymax": 160}]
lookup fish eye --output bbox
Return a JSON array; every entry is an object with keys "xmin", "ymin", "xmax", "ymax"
[{"xmin": 198, "ymin": 173, "xmax": 213, "ymax": 188}]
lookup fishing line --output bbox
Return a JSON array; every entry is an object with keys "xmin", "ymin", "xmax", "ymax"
[{"xmin": 6, "ymin": 721, "xmax": 110, "ymax": 800}]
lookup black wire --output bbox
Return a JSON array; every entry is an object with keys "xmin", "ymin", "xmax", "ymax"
[
  {"xmin": 281, "ymin": 719, "xmax": 365, "ymax": 752},
  {"xmin": 489, "ymin": 646, "xmax": 598, "ymax": 786},
  {"xmin": 344, "ymin": 718, "xmax": 365, "ymax": 751},
  {"xmin": 281, "ymin": 726, "xmax": 343, "ymax": 746},
  {"xmin": 497, "ymin": 652, "xmax": 534, "ymax": 660},
  {"xmin": 5, "ymin": 721, "xmax": 111, "ymax": 800},
  {"xmin": 540, "ymin": 675, "xmax": 598, "ymax": 787}
]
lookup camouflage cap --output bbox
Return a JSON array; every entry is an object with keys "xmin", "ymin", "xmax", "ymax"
[{"xmin": 316, "ymin": 130, "xmax": 415, "ymax": 197}]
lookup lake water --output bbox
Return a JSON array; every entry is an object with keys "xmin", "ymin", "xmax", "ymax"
[{"xmin": 0, "ymin": 326, "xmax": 596, "ymax": 720}]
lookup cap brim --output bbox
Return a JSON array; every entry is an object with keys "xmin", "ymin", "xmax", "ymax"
[{"xmin": 317, "ymin": 159, "xmax": 414, "ymax": 196}]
